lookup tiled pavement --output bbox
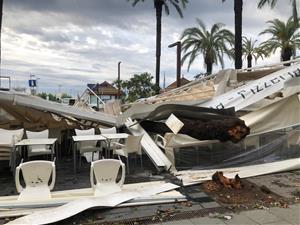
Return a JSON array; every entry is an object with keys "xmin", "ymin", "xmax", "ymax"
[
  {"xmin": 72, "ymin": 183, "xmax": 224, "ymax": 224},
  {"xmin": 152, "ymin": 204, "xmax": 300, "ymax": 225}
]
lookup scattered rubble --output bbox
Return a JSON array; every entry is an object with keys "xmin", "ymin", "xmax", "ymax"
[
  {"xmin": 208, "ymin": 212, "xmax": 233, "ymax": 220},
  {"xmin": 212, "ymin": 172, "xmax": 242, "ymax": 189},
  {"xmin": 200, "ymin": 172, "xmax": 290, "ymax": 210}
]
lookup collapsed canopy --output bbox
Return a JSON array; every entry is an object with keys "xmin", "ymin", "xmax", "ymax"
[{"xmin": 0, "ymin": 91, "xmax": 117, "ymax": 130}]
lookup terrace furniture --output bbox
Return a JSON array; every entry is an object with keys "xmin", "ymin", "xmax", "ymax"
[
  {"xmin": 100, "ymin": 127, "xmax": 118, "ymax": 155},
  {"xmin": 100, "ymin": 127, "xmax": 117, "ymax": 135},
  {"xmin": 154, "ymin": 133, "xmax": 215, "ymax": 167},
  {"xmin": 26, "ymin": 130, "xmax": 53, "ymax": 158},
  {"xmin": 15, "ymin": 160, "xmax": 56, "ymax": 201},
  {"xmin": 154, "ymin": 134, "xmax": 167, "ymax": 150},
  {"xmin": 101, "ymin": 133, "xmax": 129, "ymax": 158},
  {"xmin": 13, "ymin": 138, "xmax": 57, "ymax": 173},
  {"xmin": 0, "ymin": 128, "xmax": 24, "ymax": 169},
  {"xmin": 73, "ymin": 129, "xmax": 104, "ymax": 173},
  {"xmin": 113, "ymin": 135, "xmax": 143, "ymax": 173},
  {"xmin": 287, "ymin": 129, "xmax": 300, "ymax": 148},
  {"xmin": 90, "ymin": 159, "xmax": 125, "ymax": 196},
  {"xmin": 243, "ymin": 135, "xmax": 260, "ymax": 150}
]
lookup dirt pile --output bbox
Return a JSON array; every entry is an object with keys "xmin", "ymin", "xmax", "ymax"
[{"xmin": 201, "ymin": 172, "xmax": 289, "ymax": 209}]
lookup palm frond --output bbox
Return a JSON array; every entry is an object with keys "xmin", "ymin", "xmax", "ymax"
[
  {"xmin": 259, "ymin": 16, "xmax": 300, "ymax": 60},
  {"xmin": 180, "ymin": 19, "xmax": 233, "ymax": 73},
  {"xmin": 258, "ymin": 0, "xmax": 278, "ymax": 9},
  {"xmin": 164, "ymin": 3, "xmax": 170, "ymax": 15},
  {"xmin": 128, "ymin": 0, "xmax": 145, "ymax": 7}
]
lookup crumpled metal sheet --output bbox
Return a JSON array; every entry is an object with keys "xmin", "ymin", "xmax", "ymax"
[{"xmin": 7, "ymin": 182, "xmax": 178, "ymax": 225}]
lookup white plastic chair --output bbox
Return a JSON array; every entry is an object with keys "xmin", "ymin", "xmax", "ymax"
[
  {"xmin": 154, "ymin": 134, "xmax": 167, "ymax": 150},
  {"xmin": 75, "ymin": 128, "xmax": 102, "ymax": 167},
  {"xmin": 0, "ymin": 128, "xmax": 24, "ymax": 166},
  {"xmin": 287, "ymin": 130, "xmax": 300, "ymax": 148},
  {"xmin": 15, "ymin": 160, "xmax": 55, "ymax": 201},
  {"xmin": 113, "ymin": 135, "xmax": 143, "ymax": 173},
  {"xmin": 100, "ymin": 127, "xmax": 117, "ymax": 134},
  {"xmin": 90, "ymin": 159, "xmax": 125, "ymax": 196},
  {"xmin": 100, "ymin": 127, "xmax": 119, "ymax": 152},
  {"xmin": 26, "ymin": 130, "xmax": 52, "ymax": 158},
  {"xmin": 243, "ymin": 135, "xmax": 260, "ymax": 150}
]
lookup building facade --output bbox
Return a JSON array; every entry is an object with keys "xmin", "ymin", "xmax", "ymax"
[
  {"xmin": 161, "ymin": 77, "xmax": 190, "ymax": 93},
  {"xmin": 87, "ymin": 81, "xmax": 119, "ymax": 106}
]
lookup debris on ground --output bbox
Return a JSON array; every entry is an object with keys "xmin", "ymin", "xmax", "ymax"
[
  {"xmin": 200, "ymin": 174, "xmax": 290, "ymax": 210},
  {"xmin": 260, "ymin": 185, "xmax": 272, "ymax": 194},
  {"xmin": 209, "ymin": 212, "xmax": 233, "ymax": 220},
  {"xmin": 180, "ymin": 201, "xmax": 193, "ymax": 207},
  {"xmin": 212, "ymin": 171, "xmax": 242, "ymax": 189},
  {"xmin": 153, "ymin": 208, "xmax": 180, "ymax": 222},
  {"xmin": 201, "ymin": 171, "xmax": 242, "ymax": 192}
]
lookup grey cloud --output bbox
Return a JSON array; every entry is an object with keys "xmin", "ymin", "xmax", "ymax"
[
  {"xmin": 2, "ymin": 0, "xmax": 293, "ymax": 94},
  {"xmin": 5, "ymin": 0, "xmax": 153, "ymax": 29},
  {"xmin": 39, "ymin": 31, "xmax": 71, "ymax": 43},
  {"xmin": 5, "ymin": 0, "xmax": 235, "ymax": 33}
]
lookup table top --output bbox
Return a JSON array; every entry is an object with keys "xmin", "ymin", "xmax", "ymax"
[
  {"xmin": 15, "ymin": 138, "xmax": 57, "ymax": 146},
  {"xmin": 72, "ymin": 135, "xmax": 107, "ymax": 142},
  {"xmin": 100, "ymin": 133, "xmax": 129, "ymax": 140}
]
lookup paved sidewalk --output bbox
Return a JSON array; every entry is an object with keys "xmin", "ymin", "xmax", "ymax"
[{"xmin": 153, "ymin": 204, "xmax": 300, "ymax": 225}]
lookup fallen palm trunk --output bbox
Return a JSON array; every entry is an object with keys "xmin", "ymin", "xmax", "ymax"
[
  {"xmin": 135, "ymin": 104, "xmax": 250, "ymax": 143},
  {"xmin": 133, "ymin": 104, "xmax": 236, "ymax": 122},
  {"xmin": 140, "ymin": 117, "xmax": 250, "ymax": 143}
]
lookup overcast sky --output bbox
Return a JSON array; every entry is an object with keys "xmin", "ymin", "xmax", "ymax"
[{"xmin": 1, "ymin": 0, "xmax": 294, "ymax": 95}]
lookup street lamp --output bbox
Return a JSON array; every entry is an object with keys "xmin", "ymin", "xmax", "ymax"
[
  {"xmin": 168, "ymin": 41, "xmax": 181, "ymax": 88},
  {"xmin": 117, "ymin": 61, "xmax": 121, "ymax": 99}
]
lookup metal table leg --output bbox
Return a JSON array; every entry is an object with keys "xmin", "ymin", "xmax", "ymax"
[
  {"xmin": 51, "ymin": 143, "xmax": 55, "ymax": 161},
  {"xmin": 107, "ymin": 140, "xmax": 111, "ymax": 158},
  {"xmin": 12, "ymin": 145, "xmax": 16, "ymax": 176}
]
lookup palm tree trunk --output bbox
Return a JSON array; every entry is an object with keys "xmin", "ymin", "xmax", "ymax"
[
  {"xmin": 282, "ymin": 48, "xmax": 292, "ymax": 66},
  {"xmin": 206, "ymin": 62, "xmax": 213, "ymax": 75},
  {"xmin": 292, "ymin": 0, "xmax": 298, "ymax": 25},
  {"xmin": 247, "ymin": 54, "xmax": 252, "ymax": 68},
  {"xmin": 234, "ymin": 0, "xmax": 243, "ymax": 69},
  {"xmin": 155, "ymin": 0, "xmax": 163, "ymax": 93}
]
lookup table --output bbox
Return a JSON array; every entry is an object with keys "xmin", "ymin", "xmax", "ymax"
[
  {"xmin": 100, "ymin": 133, "xmax": 129, "ymax": 158},
  {"xmin": 72, "ymin": 135, "xmax": 106, "ymax": 174},
  {"xmin": 12, "ymin": 138, "xmax": 57, "ymax": 174}
]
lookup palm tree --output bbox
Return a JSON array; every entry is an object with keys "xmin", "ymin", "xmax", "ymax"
[
  {"xmin": 258, "ymin": 0, "xmax": 298, "ymax": 25},
  {"xmin": 128, "ymin": 0, "xmax": 188, "ymax": 91},
  {"xmin": 222, "ymin": 0, "xmax": 243, "ymax": 69},
  {"xmin": 180, "ymin": 19, "xmax": 234, "ymax": 75},
  {"xmin": 242, "ymin": 37, "xmax": 268, "ymax": 68},
  {"xmin": 259, "ymin": 17, "xmax": 300, "ymax": 62}
]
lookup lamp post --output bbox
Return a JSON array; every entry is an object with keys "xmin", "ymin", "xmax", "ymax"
[
  {"xmin": 36, "ymin": 77, "xmax": 40, "ymax": 95},
  {"xmin": 168, "ymin": 41, "xmax": 181, "ymax": 88},
  {"xmin": 117, "ymin": 61, "xmax": 121, "ymax": 99}
]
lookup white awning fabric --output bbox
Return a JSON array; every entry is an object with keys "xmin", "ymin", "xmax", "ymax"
[
  {"xmin": 200, "ymin": 63, "xmax": 300, "ymax": 111},
  {"xmin": 241, "ymin": 93, "xmax": 300, "ymax": 135},
  {"xmin": 0, "ymin": 91, "xmax": 117, "ymax": 128}
]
